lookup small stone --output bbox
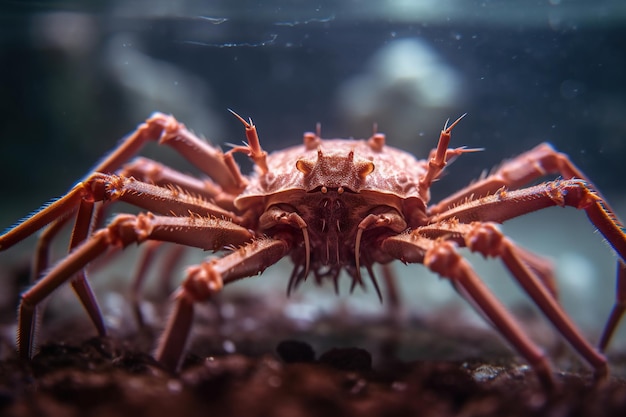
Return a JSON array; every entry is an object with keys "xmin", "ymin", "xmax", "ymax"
[
  {"xmin": 319, "ymin": 347, "xmax": 372, "ymax": 372},
  {"xmin": 275, "ymin": 340, "xmax": 316, "ymax": 364}
]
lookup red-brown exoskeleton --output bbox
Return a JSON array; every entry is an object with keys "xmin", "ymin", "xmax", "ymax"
[{"xmin": 1, "ymin": 110, "xmax": 625, "ymax": 389}]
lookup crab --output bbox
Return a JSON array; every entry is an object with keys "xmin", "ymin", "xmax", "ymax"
[{"xmin": 1, "ymin": 111, "xmax": 625, "ymax": 388}]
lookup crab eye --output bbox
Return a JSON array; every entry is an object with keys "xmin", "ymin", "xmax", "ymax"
[
  {"xmin": 308, "ymin": 185, "xmax": 355, "ymax": 194},
  {"xmin": 357, "ymin": 161, "xmax": 375, "ymax": 179},
  {"xmin": 296, "ymin": 159, "xmax": 314, "ymax": 175}
]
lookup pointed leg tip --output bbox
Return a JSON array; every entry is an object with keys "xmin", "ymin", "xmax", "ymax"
[{"xmin": 228, "ymin": 109, "xmax": 249, "ymax": 126}]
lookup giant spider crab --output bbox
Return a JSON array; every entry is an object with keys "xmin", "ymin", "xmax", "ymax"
[{"xmin": 1, "ymin": 111, "xmax": 625, "ymax": 388}]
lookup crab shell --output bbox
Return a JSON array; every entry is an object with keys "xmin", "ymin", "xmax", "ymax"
[{"xmin": 235, "ymin": 135, "xmax": 431, "ymax": 228}]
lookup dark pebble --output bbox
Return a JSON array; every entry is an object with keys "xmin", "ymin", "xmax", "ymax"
[{"xmin": 276, "ymin": 340, "xmax": 316, "ymax": 363}]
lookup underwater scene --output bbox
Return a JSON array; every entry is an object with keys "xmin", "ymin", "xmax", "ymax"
[{"xmin": 0, "ymin": 1, "xmax": 625, "ymax": 415}]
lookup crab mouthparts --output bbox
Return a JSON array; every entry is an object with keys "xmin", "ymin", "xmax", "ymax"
[{"xmin": 284, "ymin": 194, "xmax": 384, "ymax": 302}]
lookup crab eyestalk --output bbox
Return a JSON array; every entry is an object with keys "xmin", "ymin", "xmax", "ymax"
[
  {"xmin": 418, "ymin": 113, "xmax": 467, "ymax": 200},
  {"xmin": 227, "ymin": 109, "xmax": 269, "ymax": 174}
]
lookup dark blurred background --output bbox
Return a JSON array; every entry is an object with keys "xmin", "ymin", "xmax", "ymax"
[{"xmin": 1, "ymin": 0, "xmax": 624, "ymax": 220}]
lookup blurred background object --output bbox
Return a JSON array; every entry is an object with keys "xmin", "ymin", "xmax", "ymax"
[{"xmin": 336, "ymin": 37, "xmax": 464, "ymax": 151}]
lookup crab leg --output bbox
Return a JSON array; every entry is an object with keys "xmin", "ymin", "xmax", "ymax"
[
  {"xmin": 82, "ymin": 172, "xmax": 242, "ymax": 329},
  {"xmin": 31, "ymin": 215, "xmax": 74, "ymax": 281},
  {"xmin": 130, "ymin": 241, "xmax": 187, "ymax": 327},
  {"xmin": 0, "ymin": 182, "xmax": 100, "ymax": 251},
  {"xmin": 429, "ymin": 143, "xmax": 601, "ymax": 215},
  {"xmin": 418, "ymin": 221, "xmax": 558, "ymax": 300},
  {"xmin": 1, "ymin": 173, "xmax": 242, "ymax": 252},
  {"xmin": 471, "ymin": 224, "xmax": 607, "ymax": 379},
  {"xmin": 17, "ymin": 212, "xmax": 253, "ymax": 359},
  {"xmin": 10, "ymin": 173, "xmax": 244, "ymax": 351},
  {"xmin": 420, "ymin": 221, "xmax": 607, "ymax": 378},
  {"xmin": 510, "ymin": 244, "xmax": 558, "ymax": 299},
  {"xmin": 65, "ymin": 199, "xmax": 107, "ymax": 338},
  {"xmin": 120, "ymin": 157, "xmax": 237, "ymax": 210},
  {"xmin": 22, "ymin": 200, "xmax": 107, "ymax": 355},
  {"xmin": 156, "ymin": 244, "xmax": 187, "ymax": 295},
  {"xmin": 598, "ymin": 261, "xmax": 626, "ymax": 351},
  {"xmin": 432, "ymin": 179, "xmax": 626, "ymax": 259},
  {"xmin": 7, "ymin": 110, "xmax": 244, "ymax": 264},
  {"xmin": 1, "ymin": 113, "xmax": 245, "ymax": 249},
  {"xmin": 129, "ymin": 241, "xmax": 164, "ymax": 327},
  {"xmin": 381, "ymin": 234, "xmax": 555, "ymax": 388},
  {"xmin": 111, "ymin": 112, "xmax": 244, "ymax": 193},
  {"xmin": 156, "ymin": 237, "xmax": 291, "ymax": 371},
  {"xmin": 431, "ymin": 179, "xmax": 626, "ymax": 350}
]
